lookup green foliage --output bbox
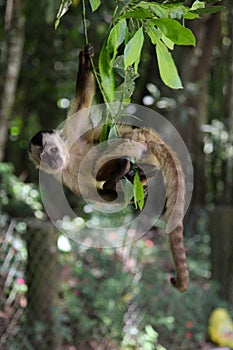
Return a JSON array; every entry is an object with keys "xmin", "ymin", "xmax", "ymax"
[
  {"xmin": 2, "ymin": 201, "xmax": 228, "ymax": 349},
  {"xmin": 137, "ymin": 236, "xmax": 227, "ymax": 349},
  {"xmin": 56, "ymin": 0, "xmax": 223, "ymax": 98},
  {"xmin": 55, "ymin": 0, "xmax": 72, "ymax": 29},
  {"xmin": 59, "ymin": 246, "xmax": 135, "ymax": 344},
  {"xmin": 54, "ymin": 0, "xmax": 224, "ymax": 211},
  {"xmin": 122, "ymin": 324, "xmax": 166, "ymax": 350},
  {"xmin": 151, "ymin": 18, "xmax": 195, "ymax": 46},
  {"xmin": 100, "ymin": 2, "xmax": 191, "ymax": 95},
  {"xmin": 133, "ymin": 170, "xmax": 145, "ymax": 211},
  {"xmin": 108, "ymin": 19, "xmax": 127, "ymax": 60},
  {"xmin": 155, "ymin": 40, "xmax": 183, "ymax": 89},
  {"xmin": 2, "ymin": 2, "xmax": 228, "ymax": 347},
  {"xmin": 124, "ymin": 26, "xmax": 144, "ymax": 72},
  {"xmin": 99, "ymin": 40, "xmax": 115, "ymax": 102},
  {"xmin": 95, "ymin": 0, "xmax": 222, "ymax": 96},
  {"xmin": 0, "ymin": 163, "xmax": 42, "ymax": 217},
  {"xmin": 89, "ymin": 0, "xmax": 101, "ymax": 12},
  {"xmin": 99, "ymin": 121, "xmax": 112, "ymax": 143},
  {"xmin": 56, "ymin": 211, "xmax": 228, "ymax": 349},
  {"xmin": 120, "ymin": 177, "xmax": 134, "ymax": 205}
]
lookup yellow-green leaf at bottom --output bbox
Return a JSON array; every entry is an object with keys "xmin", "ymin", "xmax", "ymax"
[{"xmin": 133, "ymin": 171, "xmax": 144, "ymax": 211}]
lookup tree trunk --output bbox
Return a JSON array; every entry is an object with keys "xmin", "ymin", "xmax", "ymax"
[
  {"xmin": 209, "ymin": 1, "xmax": 233, "ymax": 307},
  {"xmin": 25, "ymin": 222, "xmax": 60, "ymax": 350},
  {"xmin": 210, "ymin": 207, "xmax": 233, "ymax": 307},
  {"xmin": 224, "ymin": 0, "xmax": 233, "ymax": 204},
  {"xmin": 0, "ymin": 0, "xmax": 25, "ymax": 162},
  {"xmin": 180, "ymin": 12, "xmax": 221, "ymax": 207}
]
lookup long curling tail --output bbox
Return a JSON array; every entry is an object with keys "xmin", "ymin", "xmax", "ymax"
[{"xmin": 149, "ymin": 141, "xmax": 189, "ymax": 292}]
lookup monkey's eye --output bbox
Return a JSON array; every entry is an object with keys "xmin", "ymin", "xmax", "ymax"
[{"xmin": 50, "ymin": 147, "xmax": 58, "ymax": 154}]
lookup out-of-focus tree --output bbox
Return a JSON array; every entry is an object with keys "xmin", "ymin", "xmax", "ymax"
[
  {"xmin": 207, "ymin": 0, "xmax": 233, "ymax": 307},
  {"xmin": 0, "ymin": 0, "xmax": 25, "ymax": 162},
  {"xmin": 165, "ymin": 0, "xmax": 233, "ymax": 306}
]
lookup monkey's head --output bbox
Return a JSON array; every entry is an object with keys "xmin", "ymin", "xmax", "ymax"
[{"xmin": 29, "ymin": 130, "xmax": 68, "ymax": 174}]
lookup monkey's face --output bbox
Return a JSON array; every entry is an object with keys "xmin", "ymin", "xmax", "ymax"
[{"xmin": 29, "ymin": 131, "xmax": 68, "ymax": 174}]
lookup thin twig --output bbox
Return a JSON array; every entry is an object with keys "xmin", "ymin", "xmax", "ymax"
[{"xmin": 81, "ymin": 0, "xmax": 114, "ymax": 119}]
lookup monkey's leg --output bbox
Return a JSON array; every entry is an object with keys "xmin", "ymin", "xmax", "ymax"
[
  {"xmin": 96, "ymin": 158, "xmax": 131, "ymax": 201},
  {"xmin": 64, "ymin": 44, "xmax": 96, "ymax": 142},
  {"xmin": 95, "ymin": 156, "xmax": 156, "ymax": 202},
  {"xmin": 69, "ymin": 44, "xmax": 95, "ymax": 115}
]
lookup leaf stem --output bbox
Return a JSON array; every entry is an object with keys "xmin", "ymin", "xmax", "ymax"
[
  {"xmin": 82, "ymin": 0, "xmax": 89, "ymax": 45},
  {"xmin": 81, "ymin": 0, "xmax": 114, "ymax": 119}
]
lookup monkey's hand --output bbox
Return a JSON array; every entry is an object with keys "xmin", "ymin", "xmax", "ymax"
[{"xmin": 79, "ymin": 43, "xmax": 94, "ymax": 70}]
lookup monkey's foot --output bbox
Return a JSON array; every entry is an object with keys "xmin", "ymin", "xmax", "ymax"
[
  {"xmin": 85, "ymin": 43, "xmax": 94, "ymax": 58},
  {"xmin": 79, "ymin": 43, "xmax": 94, "ymax": 69}
]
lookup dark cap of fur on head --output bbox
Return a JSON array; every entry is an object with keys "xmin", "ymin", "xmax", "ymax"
[{"xmin": 29, "ymin": 130, "xmax": 53, "ymax": 152}]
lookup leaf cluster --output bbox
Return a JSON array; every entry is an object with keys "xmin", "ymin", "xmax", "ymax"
[
  {"xmin": 95, "ymin": 0, "xmax": 223, "ymax": 96},
  {"xmin": 0, "ymin": 163, "xmax": 42, "ymax": 217},
  {"xmin": 54, "ymin": 0, "xmax": 223, "ymax": 212},
  {"xmin": 56, "ymin": 0, "xmax": 223, "ymax": 96}
]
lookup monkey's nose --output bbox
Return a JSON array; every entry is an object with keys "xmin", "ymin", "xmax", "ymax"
[{"xmin": 40, "ymin": 151, "xmax": 53, "ymax": 165}]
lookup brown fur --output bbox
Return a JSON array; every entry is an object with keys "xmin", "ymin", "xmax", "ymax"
[{"xmin": 29, "ymin": 45, "xmax": 189, "ymax": 291}]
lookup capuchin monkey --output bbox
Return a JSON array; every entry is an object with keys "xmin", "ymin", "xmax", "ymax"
[{"xmin": 29, "ymin": 44, "xmax": 189, "ymax": 292}]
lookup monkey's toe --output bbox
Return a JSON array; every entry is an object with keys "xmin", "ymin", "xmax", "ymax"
[{"xmin": 85, "ymin": 43, "xmax": 94, "ymax": 58}]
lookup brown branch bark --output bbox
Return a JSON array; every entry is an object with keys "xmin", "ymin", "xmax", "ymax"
[{"xmin": 0, "ymin": 0, "xmax": 25, "ymax": 161}]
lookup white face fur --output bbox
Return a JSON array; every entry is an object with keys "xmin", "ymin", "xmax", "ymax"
[{"xmin": 30, "ymin": 131, "xmax": 68, "ymax": 174}]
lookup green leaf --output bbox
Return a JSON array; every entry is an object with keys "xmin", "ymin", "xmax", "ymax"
[
  {"xmin": 120, "ymin": 8, "xmax": 153, "ymax": 20},
  {"xmin": 89, "ymin": 0, "xmax": 101, "ymax": 12},
  {"xmin": 162, "ymin": 34, "xmax": 174, "ymax": 50},
  {"xmin": 108, "ymin": 125, "xmax": 119, "ymax": 139},
  {"xmin": 145, "ymin": 325, "xmax": 158, "ymax": 340},
  {"xmin": 133, "ymin": 171, "xmax": 144, "ymax": 211},
  {"xmin": 124, "ymin": 27, "xmax": 144, "ymax": 68},
  {"xmin": 164, "ymin": 4, "xmax": 188, "ymax": 19},
  {"xmin": 114, "ymin": 56, "xmax": 138, "ymax": 102},
  {"xmin": 146, "ymin": 24, "xmax": 162, "ymax": 45},
  {"xmin": 191, "ymin": 0, "xmax": 205, "ymax": 10},
  {"xmin": 153, "ymin": 18, "xmax": 196, "ymax": 46},
  {"xmin": 137, "ymin": 2, "xmax": 169, "ymax": 18},
  {"xmin": 116, "ymin": 74, "xmax": 136, "ymax": 101},
  {"xmin": 183, "ymin": 11, "xmax": 200, "ymax": 20},
  {"xmin": 99, "ymin": 123, "xmax": 111, "ymax": 143},
  {"xmin": 156, "ymin": 41, "xmax": 183, "ymax": 89},
  {"xmin": 190, "ymin": 5, "xmax": 224, "ymax": 15},
  {"xmin": 120, "ymin": 178, "xmax": 134, "ymax": 205},
  {"xmin": 55, "ymin": 0, "xmax": 72, "ymax": 29},
  {"xmin": 99, "ymin": 41, "xmax": 115, "ymax": 102},
  {"xmin": 107, "ymin": 19, "xmax": 126, "ymax": 58},
  {"xmin": 113, "ymin": 55, "xmax": 125, "ymax": 78}
]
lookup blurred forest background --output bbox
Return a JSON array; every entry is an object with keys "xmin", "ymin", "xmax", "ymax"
[{"xmin": 0, "ymin": 0, "xmax": 233, "ymax": 349}]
